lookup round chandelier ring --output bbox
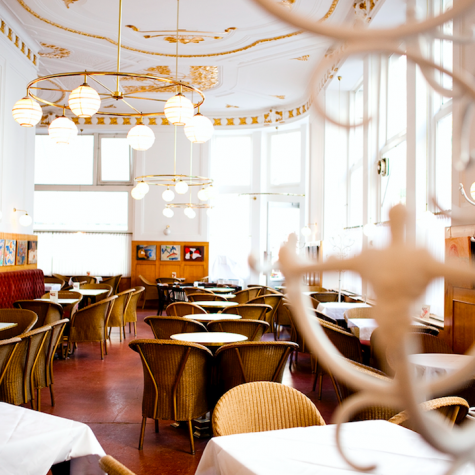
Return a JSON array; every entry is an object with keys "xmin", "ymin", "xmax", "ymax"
[
  {"xmin": 27, "ymin": 71, "xmax": 205, "ymax": 117},
  {"xmin": 135, "ymin": 174, "xmax": 213, "ymax": 187},
  {"xmin": 166, "ymin": 203, "xmax": 213, "ymax": 209}
]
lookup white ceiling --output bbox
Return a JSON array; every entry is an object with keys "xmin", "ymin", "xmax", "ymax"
[{"xmin": 3, "ymin": 0, "xmax": 402, "ymax": 115}]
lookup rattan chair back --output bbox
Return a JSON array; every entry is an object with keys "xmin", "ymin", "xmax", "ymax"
[
  {"xmin": 310, "ymin": 292, "xmax": 339, "ymax": 302},
  {"xmin": 102, "ymin": 275, "xmax": 122, "ymax": 295},
  {"xmin": 124, "ymin": 287, "xmax": 144, "ymax": 337},
  {"xmin": 129, "ymin": 339, "xmax": 213, "ymax": 453},
  {"xmin": 14, "ymin": 300, "xmax": 63, "ymax": 329},
  {"xmin": 221, "ymin": 303, "xmax": 272, "ymax": 320},
  {"xmin": 0, "ymin": 309, "xmax": 37, "ymax": 340},
  {"xmin": 44, "ymin": 276, "xmax": 66, "ymax": 289},
  {"xmin": 212, "ymin": 381, "xmax": 326, "ymax": 437},
  {"xmin": 68, "ymin": 295, "xmax": 117, "ymax": 359},
  {"xmin": 208, "ymin": 319, "xmax": 269, "ymax": 341},
  {"xmin": 99, "ymin": 455, "xmax": 136, "ymax": 475},
  {"xmin": 187, "ymin": 293, "xmax": 226, "ymax": 302},
  {"xmin": 318, "ymin": 318, "xmax": 363, "ymax": 363},
  {"xmin": 72, "ymin": 275, "xmax": 98, "ymax": 284},
  {"xmin": 107, "ymin": 289, "xmax": 134, "ymax": 341},
  {"xmin": 246, "ymin": 295, "xmax": 283, "ymax": 330},
  {"xmin": 343, "ymin": 306, "xmax": 374, "ymax": 323},
  {"xmin": 256, "ymin": 286, "xmax": 282, "ymax": 297},
  {"xmin": 0, "ymin": 337, "xmax": 21, "ymax": 386},
  {"xmin": 166, "ymin": 302, "xmax": 206, "ymax": 316},
  {"xmin": 0, "ymin": 325, "xmax": 51, "ymax": 408},
  {"xmin": 138, "ymin": 275, "xmax": 159, "ymax": 309},
  {"xmin": 157, "ymin": 277, "xmax": 180, "ymax": 284},
  {"xmin": 144, "ymin": 316, "xmax": 207, "ymax": 339},
  {"xmin": 53, "ymin": 273, "xmax": 70, "ymax": 284},
  {"xmin": 183, "ymin": 287, "xmax": 213, "ymax": 297},
  {"xmin": 80, "ymin": 284, "xmax": 113, "ymax": 302},
  {"xmin": 214, "ymin": 341, "xmax": 298, "ymax": 398},
  {"xmin": 228, "ymin": 288, "xmax": 259, "ymax": 304}
]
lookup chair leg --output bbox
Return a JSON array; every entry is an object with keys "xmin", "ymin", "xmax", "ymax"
[
  {"xmin": 155, "ymin": 419, "xmax": 159, "ymax": 433},
  {"xmin": 139, "ymin": 416, "xmax": 147, "ymax": 450},
  {"xmin": 123, "ymin": 325, "xmax": 126, "ymax": 341},
  {"xmin": 104, "ymin": 338, "xmax": 108, "ymax": 355},
  {"xmin": 100, "ymin": 341, "xmax": 104, "ymax": 360},
  {"xmin": 134, "ymin": 322, "xmax": 137, "ymax": 338},
  {"xmin": 318, "ymin": 372, "xmax": 324, "ymax": 400},
  {"xmin": 119, "ymin": 326, "xmax": 122, "ymax": 342},
  {"xmin": 142, "ymin": 298, "xmax": 145, "ymax": 309},
  {"xmin": 187, "ymin": 420, "xmax": 195, "ymax": 455},
  {"xmin": 129, "ymin": 322, "xmax": 131, "ymax": 334},
  {"xmin": 50, "ymin": 384, "xmax": 55, "ymax": 406},
  {"xmin": 108, "ymin": 328, "xmax": 112, "ymax": 340}
]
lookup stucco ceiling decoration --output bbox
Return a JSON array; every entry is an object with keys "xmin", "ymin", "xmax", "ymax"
[
  {"xmin": 62, "ymin": 0, "xmax": 79, "ymax": 8},
  {"xmin": 293, "ymin": 55, "xmax": 310, "ymax": 61},
  {"xmin": 38, "ymin": 42, "xmax": 70, "ymax": 58},
  {"xmin": 226, "ymin": 104, "xmax": 239, "ymax": 108},
  {"xmin": 272, "ymin": 95, "xmax": 286, "ymax": 99}
]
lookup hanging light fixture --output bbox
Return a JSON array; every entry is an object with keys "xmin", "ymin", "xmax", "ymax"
[
  {"xmin": 135, "ymin": 180, "xmax": 150, "ymax": 195},
  {"xmin": 131, "ymin": 186, "xmax": 145, "ymax": 200},
  {"xmin": 175, "ymin": 180, "xmax": 189, "ymax": 195},
  {"xmin": 162, "ymin": 188, "xmax": 175, "ymax": 202},
  {"xmin": 163, "ymin": 206, "xmax": 174, "ymax": 218},
  {"xmin": 12, "ymin": 97, "xmax": 42, "ymax": 127},
  {"xmin": 48, "ymin": 109, "xmax": 78, "ymax": 145},
  {"xmin": 68, "ymin": 78, "xmax": 101, "ymax": 117},
  {"xmin": 127, "ymin": 121, "xmax": 155, "ymax": 151},
  {"xmin": 165, "ymin": 93, "xmax": 194, "ymax": 126},
  {"xmin": 197, "ymin": 188, "xmax": 209, "ymax": 201},
  {"xmin": 184, "ymin": 112, "xmax": 214, "ymax": 143}
]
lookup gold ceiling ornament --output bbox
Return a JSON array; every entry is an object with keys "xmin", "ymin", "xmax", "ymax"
[
  {"xmin": 272, "ymin": 95, "xmax": 286, "ymax": 99},
  {"xmin": 62, "ymin": 0, "xmax": 80, "ymax": 8},
  {"xmin": 38, "ymin": 42, "xmax": 70, "ymax": 58},
  {"xmin": 125, "ymin": 25, "xmax": 236, "ymax": 43},
  {"xmin": 165, "ymin": 36, "xmax": 204, "ymax": 45},
  {"xmin": 12, "ymin": 0, "xmax": 210, "ymax": 152},
  {"xmin": 293, "ymin": 55, "xmax": 309, "ymax": 61},
  {"xmin": 280, "ymin": 0, "xmax": 296, "ymax": 9},
  {"xmin": 226, "ymin": 104, "xmax": 239, "ymax": 108},
  {"xmin": 103, "ymin": 104, "xmax": 116, "ymax": 108}
]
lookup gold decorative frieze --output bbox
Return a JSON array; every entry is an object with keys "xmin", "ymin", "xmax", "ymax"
[
  {"xmin": 109, "ymin": 117, "xmax": 118, "ymax": 125},
  {"xmin": 251, "ymin": 117, "xmax": 259, "ymax": 125},
  {"xmin": 239, "ymin": 118, "xmax": 247, "ymax": 125},
  {"xmin": 288, "ymin": 110, "xmax": 294, "ymax": 118},
  {"xmin": 189, "ymin": 66, "xmax": 218, "ymax": 91},
  {"xmin": 38, "ymin": 43, "xmax": 70, "ymax": 58},
  {"xmin": 148, "ymin": 118, "xmax": 157, "ymax": 126},
  {"xmin": 0, "ymin": 16, "xmax": 36, "ymax": 65},
  {"xmin": 122, "ymin": 118, "xmax": 131, "ymax": 125},
  {"xmin": 214, "ymin": 119, "xmax": 222, "ymax": 126},
  {"xmin": 293, "ymin": 55, "xmax": 309, "ymax": 61},
  {"xmin": 161, "ymin": 118, "xmax": 170, "ymax": 125},
  {"xmin": 104, "ymin": 104, "xmax": 116, "ymax": 109},
  {"xmin": 226, "ymin": 118, "xmax": 235, "ymax": 126}
]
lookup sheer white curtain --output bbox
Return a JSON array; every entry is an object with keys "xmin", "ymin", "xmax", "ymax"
[{"xmin": 36, "ymin": 232, "xmax": 131, "ymax": 277}]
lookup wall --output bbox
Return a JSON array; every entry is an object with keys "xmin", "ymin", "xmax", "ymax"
[
  {"xmin": 0, "ymin": 232, "xmax": 37, "ymax": 272},
  {"xmin": 0, "ymin": 7, "xmax": 38, "ymax": 235}
]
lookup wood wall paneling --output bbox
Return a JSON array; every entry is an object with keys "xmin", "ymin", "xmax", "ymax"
[{"xmin": 0, "ymin": 233, "xmax": 37, "ymax": 273}]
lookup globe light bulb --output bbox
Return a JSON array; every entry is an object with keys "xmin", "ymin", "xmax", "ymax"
[
  {"xmin": 162, "ymin": 188, "xmax": 175, "ymax": 202},
  {"xmin": 175, "ymin": 180, "xmax": 189, "ymax": 194},
  {"xmin": 48, "ymin": 116, "xmax": 78, "ymax": 145},
  {"xmin": 363, "ymin": 222, "xmax": 377, "ymax": 238},
  {"xmin": 301, "ymin": 226, "xmax": 311, "ymax": 237},
  {"xmin": 19, "ymin": 213, "xmax": 32, "ymax": 227},
  {"xmin": 164, "ymin": 93, "xmax": 194, "ymax": 125},
  {"xmin": 163, "ymin": 207, "xmax": 174, "ymax": 218},
  {"xmin": 127, "ymin": 124, "xmax": 155, "ymax": 151},
  {"xmin": 184, "ymin": 113, "xmax": 214, "ymax": 143},
  {"xmin": 185, "ymin": 207, "xmax": 196, "ymax": 219},
  {"xmin": 68, "ymin": 84, "xmax": 101, "ymax": 117},
  {"xmin": 135, "ymin": 181, "xmax": 150, "ymax": 195},
  {"xmin": 183, "ymin": 207, "xmax": 191, "ymax": 217},
  {"xmin": 197, "ymin": 188, "xmax": 209, "ymax": 201},
  {"xmin": 206, "ymin": 185, "xmax": 217, "ymax": 199},
  {"xmin": 12, "ymin": 97, "xmax": 42, "ymax": 127},
  {"xmin": 131, "ymin": 186, "xmax": 145, "ymax": 200}
]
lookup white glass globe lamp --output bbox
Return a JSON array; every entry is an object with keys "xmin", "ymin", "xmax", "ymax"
[
  {"xmin": 301, "ymin": 226, "xmax": 311, "ymax": 237},
  {"xmin": 163, "ymin": 207, "xmax": 174, "ymax": 218},
  {"xmin": 197, "ymin": 188, "xmax": 209, "ymax": 201},
  {"xmin": 184, "ymin": 207, "xmax": 196, "ymax": 219},
  {"xmin": 135, "ymin": 181, "xmax": 150, "ymax": 195},
  {"xmin": 48, "ymin": 115, "xmax": 78, "ymax": 145},
  {"xmin": 363, "ymin": 222, "xmax": 377, "ymax": 238},
  {"xmin": 164, "ymin": 93, "xmax": 194, "ymax": 125},
  {"xmin": 127, "ymin": 124, "xmax": 155, "ymax": 151},
  {"xmin": 12, "ymin": 97, "xmax": 42, "ymax": 127},
  {"xmin": 162, "ymin": 188, "xmax": 175, "ymax": 202},
  {"xmin": 68, "ymin": 83, "xmax": 101, "ymax": 117},
  {"xmin": 184, "ymin": 113, "xmax": 214, "ymax": 143},
  {"xmin": 131, "ymin": 186, "xmax": 145, "ymax": 200},
  {"xmin": 19, "ymin": 213, "xmax": 33, "ymax": 227},
  {"xmin": 175, "ymin": 180, "xmax": 189, "ymax": 195}
]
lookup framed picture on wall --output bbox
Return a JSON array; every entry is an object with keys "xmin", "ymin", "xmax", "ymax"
[
  {"xmin": 28, "ymin": 241, "xmax": 37, "ymax": 264},
  {"xmin": 136, "ymin": 245, "xmax": 156, "ymax": 261},
  {"xmin": 161, "ymin": 245, "xmax": 181, "ymax": 261},
  {"xmin": 184, "ymin": 245, "xmax": 205, "ymax": 262},
  {"xmin": 0, "ymin": 239, "xmax": 4, "ymax": 266},
  {"xmin": 16, "ymin": 240, "xmax": 27, "ymax": 265},
  {"xmin": 4, "ymin": 240, "xmax": 16, "ymax": 266}
]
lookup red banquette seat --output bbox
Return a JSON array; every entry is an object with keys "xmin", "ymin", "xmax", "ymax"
[{"xmin": 0, "ymin": 269, "xmax": 45, "ymax": 308}]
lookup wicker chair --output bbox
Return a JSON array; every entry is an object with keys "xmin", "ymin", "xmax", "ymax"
[
  {"xmin": 80, "ymin": 283, "xmax": 113, "ymax": 304},
  {"xmin": 99, "ymin": 455, "xmax": 136, "ymax": 475},
  {"xmin": 144, "ymin": 316, "xmax": 207, "ymax": 339},
  {"xmin": 125, "ymin": 287, "xmax": 144, "ymax": 338},
  {"xmin": 212, "ymin": 381, "xmax": 326, "ymax": 437},
  {"xmin": 228, "ymin": 288, "xmax": 261, "ymax": 304},
  {"xmin": 0, "ymin": 337, "xmax": 21, "ymax": 386},
  {"xmin": 221, "ymin": 304, "xmax": 272, "ymax": 321},
  {"xmin": 72, "ymin": 275, "xmax": 98, "ymax": 284},
  {"xmin": 14, "ymin": 300, "xmax": 63, "ymax": 329},
  {"xmin": 102, "ymin": 275, "xmax": 122, "ymax": 295},
  {"xmin": 310, "ymin": 292, "xmax": 339, "ymax": 302},
  {"xmin": 166, "ymin": 302, "xmax": 206, "ymax": 317},
  {"xmin": 67, "ymin": 296, "xmax": 118, "ymax": 360},
  {"xmin": 183, "ymin": 287, "xmax": 214, "ymax": 297},
  {"xmin": 246, "ymin": 295, "xmax": 283, "ymax": 331},
  {"xmin": 53, "ymin": 273, "xmax": 70, "ymax": 284},
  {"xmin": 285, "ymin": 304, "xmax": 314, "ymax": 370},
  {"xmin": 107, "ymin": 289, "xmax": 134, "ymax": 342},
  {"xmin": 44, "ymin": 276, "xmax": 66, "ymax": 289},
  {"xmin": 214, "ymin": 341, "xmax": 298, "ymax": 400},
  {"xmin": 208, "ymin": 319, "xmax": 269, "ymax": 341},
  {"xmin": 256, "ymin": 287, "xmax": 283, "ymax": 297},
  {"xmin": 0, "ymin": 325, "xmax": 51, "ymax": 410},
  {"xmin": 156, "ymin": 277, "xmax": 180, "ymax": 284},
  {"xmin": 0, "ymin": 309, "xmax": 38, "ymax": 340},
  {"xmin": 343, "ymin": 306, "xmax": 374, "ymax": 324},
  {"xmin": 129, "ymin": 339, "xmax": 213, "ymax": 454},
  {"xmin": 34, "ymin": 319, "xmax": 68, "ymax": 411},
  {"xmin": 139, "ymin": 275, "xmax": 159, "ymax": 309},
  {"xmin": 187, "ymin": 293, "xmax": 227, "ymax": 302}
]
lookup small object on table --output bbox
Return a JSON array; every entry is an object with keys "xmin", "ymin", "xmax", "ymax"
[
  {"xmin": 0, "ymin": 322, "xmax": 17, "ymax": 332},
  {"xmin": 182, "ymin": 314, "xmax": 242, "ymax": 322},
  {"xmin": 317, "ymin": 302, "xmax": 371, "ymax": 326},
  {"xmin": 409, "ymin": 353, "xmax": 475, "ymax": 381},
  {"xmin": 170, "ymin": 331, "xmax": 247, "ymax": 347}
]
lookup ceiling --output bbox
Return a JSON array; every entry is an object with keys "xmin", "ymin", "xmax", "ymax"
[{"xmin": 3, "ymin": 0, "xmax": 397, "ymax": 116}]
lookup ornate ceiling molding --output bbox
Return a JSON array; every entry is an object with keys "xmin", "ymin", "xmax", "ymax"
[
  {"xmin": 0, "ymin": 15, "xmax": 37, "ymax": 65},
  {"xmin": 16, "ymin": 0, "xmax": 340, "ymax": 58},
  {"xmin": 38, "ymin": 42, "xmax": 70, "ymax": 58}
]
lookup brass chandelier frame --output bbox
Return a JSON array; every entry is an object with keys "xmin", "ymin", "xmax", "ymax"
[
  {"xmin": 134, "ymin": 173, "xmax": 213, "ymax": 188},
  {"xmin": 166, "ymin": 203, "xmax": 213, "ymax": 209}
]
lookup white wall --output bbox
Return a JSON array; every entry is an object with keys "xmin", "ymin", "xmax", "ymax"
[{"xmin": 0, "ymin": 9, "xmax": 38, "ymax": 234}]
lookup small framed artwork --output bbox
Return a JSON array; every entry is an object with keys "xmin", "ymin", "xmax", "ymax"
[
  {"xmin": 28, "ymin": 240, "xmax": 38, "ymax": 264},
  {"xmin": 0, "ymin": 239, "xmax": 4, "ymax": 266},
  {"xmin": 161, "ymin": 245, "xmax": 181, "ymax": 261},
  {"xmin": 136, "ymin": 245, "xmax": 157, "ymax": 261},
  {"xmin": 4, "ymin": 240, "xmax": 16, "ymax": 266},
  {"xmin": 184, "ymin": 245, "xmax": 205, "ymax": 262},
  {"xmin": 16, "ymin": 240, "xmax": 27, "ymax": 266}
]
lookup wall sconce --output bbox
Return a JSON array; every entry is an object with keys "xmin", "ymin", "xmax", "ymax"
[
  {"xmin": 301, "ymin": 222, "xmax": 317, "ymax": 238},
  {"xmin": 163, "ymin": 225, "xmax": 171, "ymax": 236},
  {"xmin": 13, "ymin": 208, "xmax": 32, "ymax": 227}
]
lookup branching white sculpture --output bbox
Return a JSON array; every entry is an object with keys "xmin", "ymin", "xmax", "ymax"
[{"xmin": 249, "ymin": 0, "xmax": 475, "ymax": 471}]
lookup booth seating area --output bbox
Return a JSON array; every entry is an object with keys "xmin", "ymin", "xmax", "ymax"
[{"xmin": 0, "ymin": 269, "xmax": 45, "ymax": 308}]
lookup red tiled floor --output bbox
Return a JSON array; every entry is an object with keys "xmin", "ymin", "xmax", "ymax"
[{"xmin": 40, "ymin": 308, "xmax": 339, "ymax": 474}]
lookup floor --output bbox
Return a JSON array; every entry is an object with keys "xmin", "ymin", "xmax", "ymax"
[{"xmin": 41, "ymin": 306, "xmax": 339, "ymax": 474}]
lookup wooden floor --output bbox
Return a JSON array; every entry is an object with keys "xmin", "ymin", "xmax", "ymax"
[{"xmin": 41, "ymin": 307, "xmax": 339, "ymax": 474}]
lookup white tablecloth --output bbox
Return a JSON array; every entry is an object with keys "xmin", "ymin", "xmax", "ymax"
[
  {"xmin": 0, "ymin": 402, "xmax": 105, "ymax": 475},
  {"xmin": 348, "ymin": 319, "xmax": 426, "ymax": 341},
  {"xmin": 195, "ymin": 420, "xmax": 473, "ymax": 475},
  {"xmin": 317, "ymin": 302, "xmax": 371, "ymax": 321},
  {"xmin": 44, "ymin": 283, "xmax": 62, "ymax": 292},
  {"xmin": 409, "ymin": 353, "xmax": 475, "ymax": 381}
]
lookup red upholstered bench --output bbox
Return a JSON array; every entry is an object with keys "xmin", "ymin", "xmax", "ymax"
[{"xmin": 0, "ymin": 269, "xmax": 45, "ymax": 308}]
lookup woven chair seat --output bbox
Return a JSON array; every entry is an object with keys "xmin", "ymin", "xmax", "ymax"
[{"xmin": 144, "ymin": 316, "xmax": 207, "ymax": 339}]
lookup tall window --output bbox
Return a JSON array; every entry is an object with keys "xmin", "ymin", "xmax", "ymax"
[
  {"xmin": 269, "ymin": 131, "xmax": 302, "ymax": 186},
  {"xmin": 387, "ymin": 54, "xmax": 407, "ymax": 139}
]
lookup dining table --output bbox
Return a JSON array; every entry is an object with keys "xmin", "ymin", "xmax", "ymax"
[
  {"xmin": 193, "ymin": 301, "xmax": 238, "ymax": 312},
  {"xmin": 317, "ymin": 302, "xmax": 371, "ymax": 326},
  {"xmin": 409, "ymin": 353, "xmax": 475, "ymax": 381},
  {"xmin": 37, "ymin": 298, "xmax": 81, "ymax": 305},
  {"xmin": 206, "ymin": 287, "xmax": 236, "ymax": 294},
  {"xmin": 195, "ymin": 420, "xmax": 471, "ymax": 475},
  {"xmin": 170, "ymin": 331, "xmax": 247, "ymax": 348},
  {"xmin": 182, "ymin": 314, "xmax": 242, "ymax": 322}
]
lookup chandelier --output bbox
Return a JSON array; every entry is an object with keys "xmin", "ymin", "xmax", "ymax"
[{"xmin": 11, "ymin": 0, "xmax": 213, "ymax": 151}]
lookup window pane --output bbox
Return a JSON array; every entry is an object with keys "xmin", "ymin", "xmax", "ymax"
[
  {"xmin": 387, "ymin": 55, "xmax": 407, "ymax": 139},
  {"xmin": 435, "ymin": 114, "xmax": 452, "ymax": 211},
  {"xmin": 35, "ymin": 135, "xmax": 94, "ymax": 185},
  {"xmin": 101, "ymin": 137, "xmax": 131, "ymax": 182},
  {"xmin": 34, "ymin": 191, "xmax": 128, "ymax": 231},
  {"xmin": 381, "ymin": 141, "xmax": 406, "ymax": 221},
  {"xmin": 349, "ymin": 166, "xmax": 363, "ymax": 227},
  {"xmin": 270, "ymin": 131, "xmax": 301, "ymax": 186},
  {"xmin": 212, "ymin": 136, "xmax": 252, "ymax": 187}
]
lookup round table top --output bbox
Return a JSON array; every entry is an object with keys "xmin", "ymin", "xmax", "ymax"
[
  {"xmin": 409, "ymin": 353, "xmax": 474, "ymax": 373},
  {"xmin": 0, "ymin": 322, "xmax": 17, "ymax": 332},
  {"xmin": 194, "ymin": 301, "xmax": 238, "ymax": 308},
  {"xmin": 170, "ymin": 332, "xmax": 248, "ymax": 346},
  {"xmin": 182, "ymin": 314, "xmax": 242, "ymax": 322},
  {"xmin": 206, "ymin": 287, "xmax": 235, "ymax": 293}
]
